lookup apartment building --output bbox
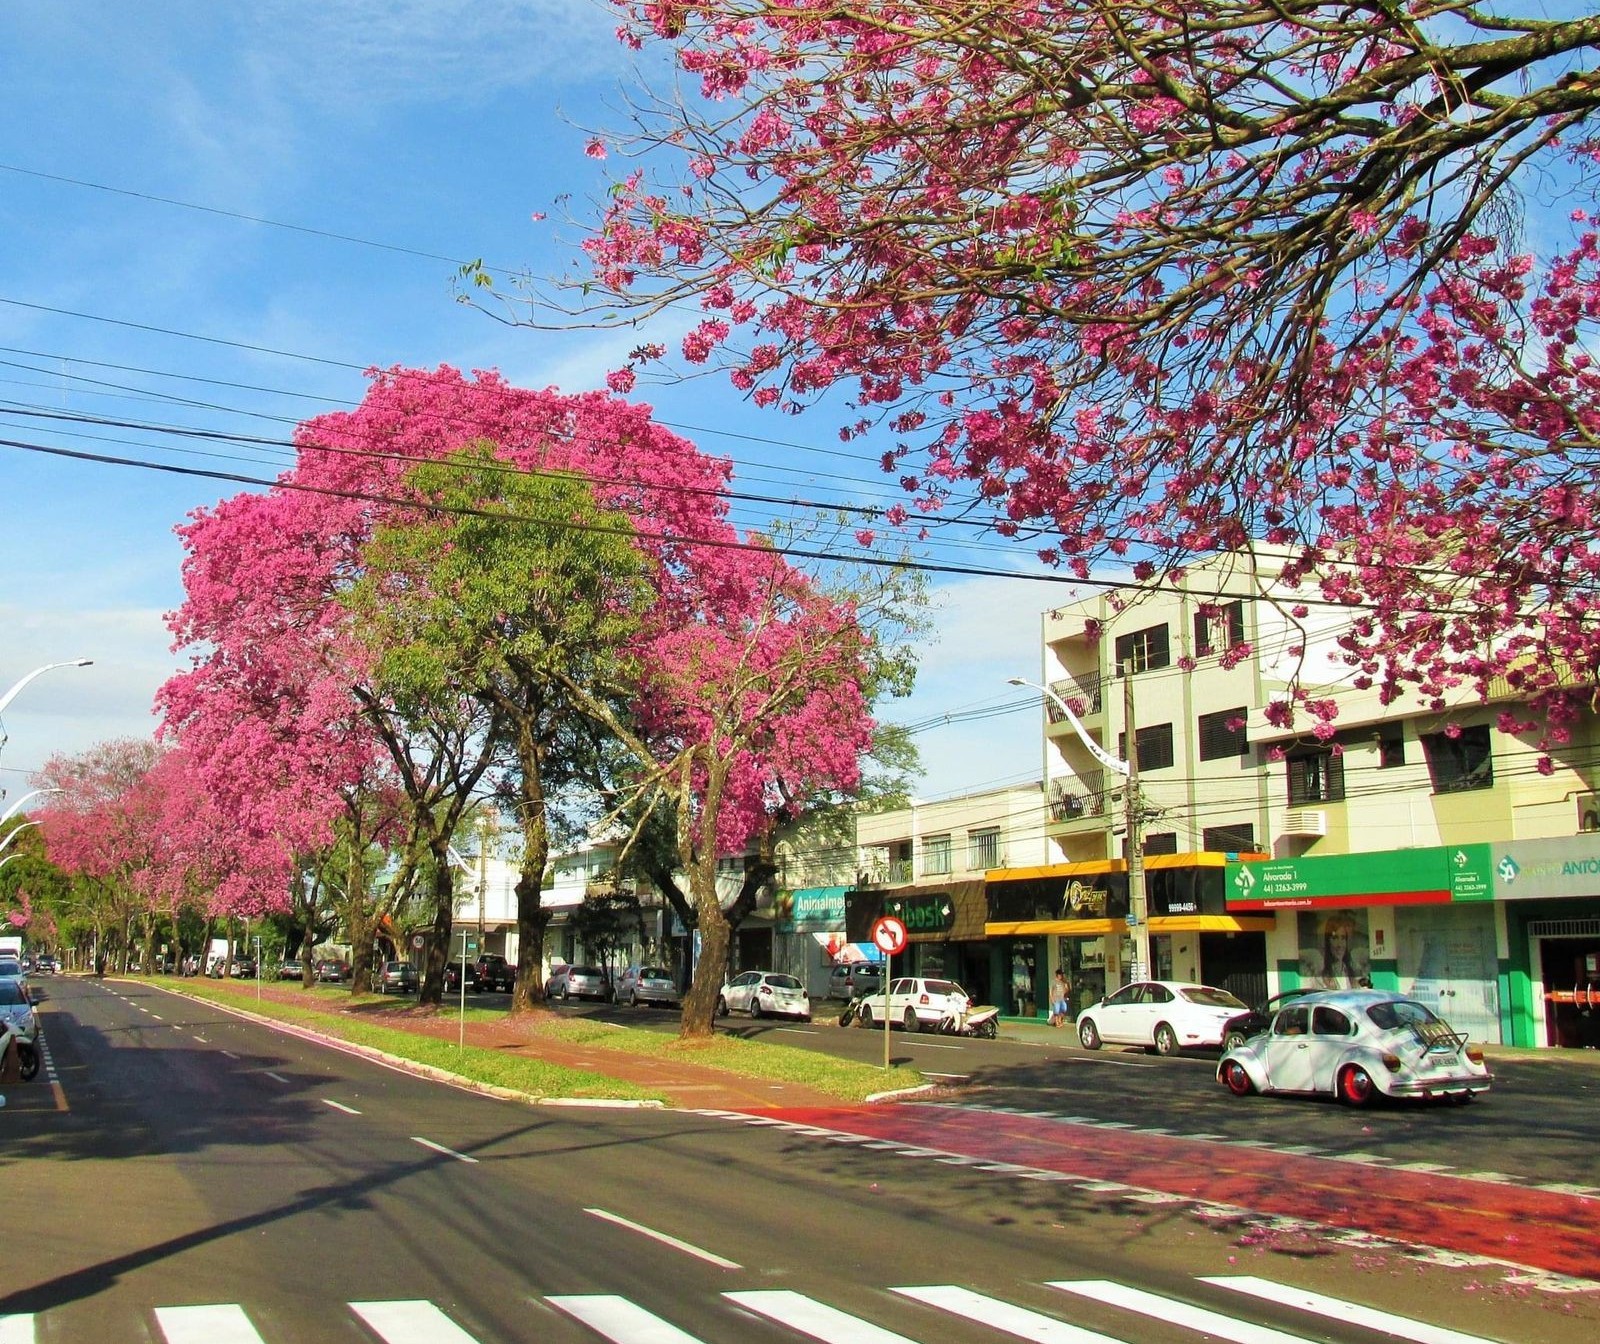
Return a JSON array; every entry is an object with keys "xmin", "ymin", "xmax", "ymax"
[{"xmin": 1025, "ymin": 549, "xmax": 1600, "ymax": 1047}]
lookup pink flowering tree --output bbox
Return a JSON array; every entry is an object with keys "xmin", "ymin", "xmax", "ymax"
[{"xmin": 561, "ymin": 2, "xmax": 1600, "ymax": 746}]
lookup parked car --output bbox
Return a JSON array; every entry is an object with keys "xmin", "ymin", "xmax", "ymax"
[
  {"xmin": 615, "ymin": 965, "xmax": 680, "ymax": 1008},
  {"xmin": 377, "ymin": 960, "xmax": 418, "ymax": 995},
  {"xmin": 443, "ymin": 961, "xmax": 471, "ymax": 993},
  {"xmin": 1219, "ymin": 989, "xmax": 1491, "ymax": 1106},
  {"xmin": 228, "ymin": 957, "xmax": 258, "ymax": 979},
  {"xmin": 0, "ymin": 978, "xmax": 36, "ymax": 1048},
  {"xmin": 315, "ymin": 959, "xmax": 349, "ymax": 983},
  {"xmin": 1075, "ymin": 980, "xmax": 1249, "ymax": 1055},
  {"xmin": 549, "ymin": 964, "xmax": 610, "ymax": 1001},
  {"xmin": 1221, "ymin": 989, "xmax": 1313, "ymax": 1051},
  {"xmin": 0, "ymin": 958, "xmax": 24, "ymax": 982},
  {"xmin": 718, "ymin": 971, "xmax": 811, "ymax": 1021},
  {"xmin": 31, "ymin": 954, "xmax": 56, "ymax": 975},
  {"xmin": 473, "ymin": 954, "xmax": 515, "ymax": 993},
  {"xmin": 277, "ymin": 959, "xmax": 304, "ymax": 981},
  {"xmin": 826, "ymin": 962, "xmax": 884, "ymax": 1001},
  {"xmin": 852, "ymin": 976, "xmax": 969, "ymax": 1032}
]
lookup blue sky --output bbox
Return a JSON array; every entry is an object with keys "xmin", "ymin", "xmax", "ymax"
[{"xmin": 0, "ymin": 1, "xmax": 1056, "ymax": 806}]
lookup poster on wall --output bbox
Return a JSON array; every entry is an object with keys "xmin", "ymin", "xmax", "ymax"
[{"xmin": 1296, "ymin": 908, "xmax": 1372, "ymax": 988}]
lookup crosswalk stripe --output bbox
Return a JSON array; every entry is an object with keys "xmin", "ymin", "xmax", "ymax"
[
  {"xmin": 1048, "ymin": 1281, "xmax": 1314, "ymax": 1344},
  {"xmin": 550, "ymin": 1294, "xmax": 707, "ymax": 1344},
  {"xmin": 350, "ymin": 1300, "xmax": 483, "ymax": 1343},
  {"xmin": 892, "ymin": 1285, "xmax": 1125, "ymax": 1343},
  {"xmin": 154, "ymin": 1304, "xmax": 265, "ymax": 1343},
  {"xmin": 0, "ymin": 1316, "xmax": 33, "ymax": 1344},
  {"xmin": 1201, "ymin": 1275, "xmax": 1498, "ymax": 1344},
  {"xmin": 725, "ymin": 1290, "xmax": 919, "ymax": 1344}
]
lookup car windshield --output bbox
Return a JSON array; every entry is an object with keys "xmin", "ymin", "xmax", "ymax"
[
  {"xmin": 0, "ymin": 981, "xmax": 26, "ymax": 1005},
  {"xmin": 1181, "ymin": 987, "xmax": 1249, "ymax": 1009},
  {"xmin": 764, "ymin": 974, "xmax": 803, "ymax": 990},
  {"xmin": 1366, "ymin": 999, "xmax": 1443, "ymax": 1032}
]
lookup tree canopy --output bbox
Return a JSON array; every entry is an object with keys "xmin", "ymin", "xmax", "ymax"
[{"xmin": 572, "ymin": 1, "xmax": 1600, "ymax": 743}]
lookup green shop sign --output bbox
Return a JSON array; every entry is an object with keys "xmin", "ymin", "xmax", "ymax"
[
  {"xmin": 884, "ymin": 892, "xmax": 956, "ymax": 934},
  {"xmin": 1226, "ymin": 845, "xmax": 1493, "ymax": 911}
]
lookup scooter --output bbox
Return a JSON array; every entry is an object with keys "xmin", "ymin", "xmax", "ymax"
[{"xmin": 936, "ymin": 1003, "xmax": 1001, "ymax": 1038}]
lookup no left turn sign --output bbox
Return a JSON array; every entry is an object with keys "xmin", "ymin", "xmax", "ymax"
[{"xmin": 871, "ymin": 916, "xmax": 908, "ymax": 956}]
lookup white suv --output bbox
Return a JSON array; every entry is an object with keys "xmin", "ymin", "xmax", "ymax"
[{"xmin": 854, "ymin": 977, "xmax": 970, "ymax": 1032}]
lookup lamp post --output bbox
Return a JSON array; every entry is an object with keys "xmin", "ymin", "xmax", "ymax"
[
  {"xmin": 1, "ymin": 788, "xmax": 62, "ymax": 828},
  {"xmin": 0, "ymin": 821, "xmax": 39, "ymax": 860},
  {"xmin": 1009, "ymin": 673, "xmax": 1151, "ymax": 985},
  {"xmin": 0, "ymin": 660, "xmax": 94, "ymax": 765}
]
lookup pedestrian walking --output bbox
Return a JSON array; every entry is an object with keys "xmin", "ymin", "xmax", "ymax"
[{"xmin": 1049, "ymin": 969, "xmax": 1071, "ymax": 1027}]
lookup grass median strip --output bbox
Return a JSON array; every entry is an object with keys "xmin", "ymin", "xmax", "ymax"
[{"xmin": 156, "ymin": 979, "xmax": 923, "ymax": 1103}]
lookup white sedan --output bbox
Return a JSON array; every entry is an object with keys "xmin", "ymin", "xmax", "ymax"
[
  {"xmin": 718, "ymin": 971, "xmax": 811, "ymax": 1021},
  {"xmin": 1075, "ymin": 980, "xmax": 1249, "ymax": 1055},
  {"xmin": 1218, "ymin": 988, "xmax": 1492, "ymax": 1106}
]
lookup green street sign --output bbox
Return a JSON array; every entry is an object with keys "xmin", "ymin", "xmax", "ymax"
[{"xmin": 884, "ymin": 892, "xmax": 955, "ymax": 934}]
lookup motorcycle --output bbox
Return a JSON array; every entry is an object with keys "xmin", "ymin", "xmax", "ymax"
[
  {"xmin": 935, "ymin": 1003, "xmax": 1001, "ymax": 1038},
  {"xmin": 837, "ymin": 992, "xmax": 873, "ymax": 1027}
]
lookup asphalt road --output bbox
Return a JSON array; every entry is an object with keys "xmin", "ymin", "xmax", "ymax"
[{"xmin": 2, "ymin": 977, "xmax": 1596, "ymax": 1343}]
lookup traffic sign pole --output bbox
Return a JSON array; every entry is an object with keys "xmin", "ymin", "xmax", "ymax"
[
  {"xmin": 870, "ymin": 916, "xmax": 909, "ymax": 1071},
  {"xmin": 883, "ymin": 951, "xmax": 891, "ymax": 1070}
]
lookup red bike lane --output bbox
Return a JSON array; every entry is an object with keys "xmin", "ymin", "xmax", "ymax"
[{"xmin": 761, "ymin": 1104, "xmax": 1600, "ymax": 1283}]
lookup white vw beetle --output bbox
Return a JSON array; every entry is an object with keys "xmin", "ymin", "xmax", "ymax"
[{"xmin": 1217, "ymin": 988, "xmax": 1492, "ymax": 1106}]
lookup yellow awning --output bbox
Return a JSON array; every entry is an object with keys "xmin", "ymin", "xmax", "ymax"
[{"xmin": 987, "ymin": 914, "xmax": 1275, "ymax": 938}]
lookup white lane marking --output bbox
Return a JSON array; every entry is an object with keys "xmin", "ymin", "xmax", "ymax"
[
  {"xmin": 549, "ymin": 1295, "xmax": 705, "ymax": 1344},
  {"xmin": 322, "ymin": 1098, "xmax": 362, "ymax": 1115},
  {"xmin": 920, "ymin": 1072, "xmax": 970, "ymax": 1081},
  {"xmin": 725, "ymin": 1291, "xmax": 919, "ymax": 1344},
  {"xmin": 350, "ymin": 1300, "xmax": 482, "ymax": 1343},
  {"xmin": 1049, "ymin": 1282, "xmax": 1313, "ymax": 1344},
  {"xmin": 1202, "ymin": 1276, "xmax": 1499, "ymax": 1344},
  {"xmin": 154, "ymin": 1303, "xmax": 265, "ymax": 1343},
  {"xmin": 411, "ymin": 1136, "xmax": 478, "ymax": 1164},
  {"xmin": 150, "ymin": 1014, "xmax": 164, "ymax": 1021},
  {"xmin": 584, "ymin": 1208, "xmax": 742, "ymax": 1269},
  {"xmin": 775, "ymin": 1026, "xmax": 818, "ymax": 1035},
  {"xmin": 0, "ymin": 1316, "xmax": 33, "ymax": 1344},
  {"xmin": 894, "ymin": 1286, "xmax": 1123, "ymax": 1344},
  {"xmin": 263, "ymin": 1071, "xmax": 289, "ymax": 1084},
  {"xmin": 220, "ymin": 1050, "xmax": 239, "ymax": 1059},
  {"xmin": 903, "ymin": 1041, "xmax": 963, "ymax": 1051},
  {"xmin": 192, "ymin": 1036, "xmax": 209, "ymax": 1044}
]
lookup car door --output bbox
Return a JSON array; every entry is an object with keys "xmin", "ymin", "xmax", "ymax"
[
  {"xmin": 1303, "ymin": 1004, "xmax": 1357, "ymax": 1090},
  {"xmin": 725, "ymin": 972, "xmax": 757, "ymax": 1013},
  {"xmin": 1095, "ymin": 984, "xmax": 1147, "ymax": 1044},
  {"xmin": 1263, "ymin": 1004, "xmax": 1317, "ymax": 1091}
]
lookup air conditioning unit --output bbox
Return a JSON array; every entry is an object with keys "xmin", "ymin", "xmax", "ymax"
[
  {"xmin": 1283, "ymin": 809, "xmax": 1328, "ymax": 837},
  {"xmin": 1580, "ymin": 794, "xmax": 1600, "ymax": 834}
]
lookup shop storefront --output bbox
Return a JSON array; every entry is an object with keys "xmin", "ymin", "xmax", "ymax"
[
  {"xmin": 843, "ymin": 881, "xmax": 991, "ymax": 1003},
  {"xmin": 986, "ymin": 856, "xmax": 1274, "ymax": 1018},
  {"xmin": 1225, "ymin": 846, "xmax": 1507, "ymax": 1044}
]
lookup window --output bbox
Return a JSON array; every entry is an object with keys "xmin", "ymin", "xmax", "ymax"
[
  {"xmin": 1114, "ymin": 622, "xmax": 1171, "ymax": 674},
  {"xmin": 1274, "ymin": 1006, "xmax": 1310, "ymax": 1037},
  {"xmin": 1420, "ymin": 724, "xmax": 1493, "ymax": 793},
  {"xmin": 1376, "ymin": 725, "xmax": 1405, "ymax": 769},
  {"xmin": 922, "ymin": 833, "xmax": 952, "ymax": 876},
  {"xmin": 1141, "ymin": 832, "xmax": 1178, "ymax": 856},
  {"xmin": 968, "ymin": 827, "xmax": 1000, "ymax": 870},
  {"xmin": 1312, "ymin": 1006, "xmax": 1353, "ymax": 1036},
  {"xmin": 1193, "ymin": 600, "xmax": 1245, "ymax": 656},
  {"xmin": 1287, "ymin": 745, "xmax": 1345, "ymax": 803},
  {"xmin": 1198, "ymin": 707, "xmax": 1249, "ymax": 762},
  {"xmin": 1204, "ymin": 823, "xmax": 1256, "ymax": 853},
  {"xmin": 1118, "ymin": 722, "xmax": 1175, "ymax": 771}
]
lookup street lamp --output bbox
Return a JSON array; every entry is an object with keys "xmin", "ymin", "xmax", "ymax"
[
  {"xmin": 1009, "ymin": 674, "xmax": 1151, "ymax": 984},
  {"xmin": 0, "ymin": 660, "xmax": 94, "ymax": 759},
  {"xmin": 0, "ymin": 788, "xmax": 62, "ymax": 828},
  {"xmin": 0, "ymin": 821, "xmax": 39, "ymax": 860}
]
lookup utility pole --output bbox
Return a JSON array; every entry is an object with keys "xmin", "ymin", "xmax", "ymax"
[{"xmin": 1122, "ymin": 662, "xmax": 1151, "ymax": 984}]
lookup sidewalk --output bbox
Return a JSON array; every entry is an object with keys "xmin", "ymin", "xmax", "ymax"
[{"xmin": 176, "ymin": 979, "xmax": 853, "ymax": 1112}]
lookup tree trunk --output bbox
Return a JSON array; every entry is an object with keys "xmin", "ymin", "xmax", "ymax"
[
  {"xmin": 679, "ymin": 891, "xmax": 730, "ymax": 1040},
  {"xmin": 419, "ymin": 848, "xmax": 454, "ymax": 1007}
]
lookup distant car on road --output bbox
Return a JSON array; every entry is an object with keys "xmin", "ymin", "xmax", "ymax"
[
  {"xmin": 474, "ymin": 954, "xmax": 515, "ymax": 993},
  {"xmin": 277, "ymin": 959, "xmax": 304, "ymax": 981},
  {"xmin": 718, "ymin": 971, "xmax": 811, "ymax": 1021},
  {"xmin": 377, "ymin": 960, "xmax": 418, "ymax": 995},
  {"xmin": 853, "ymin": 976, "xmax": 968, "ymax": 1032},
  {"xmin": 32, "ymin": 954, "xmax": 57, "ymax": 975},
  {"xmin": 826, "ymin": 962, "xmax": 884, "ymax": 1001},
  {"xmin": 315, "ymin": 959, "xmax": 349, "ymax": 983},
  {"xmin": 1219, "ymin": 989, "xmax": 1492, "ymax": 1106},
  {"xmin": 1075, "ymin": 980, "xmax": 1249, "ymax": 1056},
  {"xmin": 615, "ymin": 965, "xmax": 680, "ymax": 1008},
  {"xmin": 548, "ymin": 964, "xmax": 610, "ymax": 1001}
]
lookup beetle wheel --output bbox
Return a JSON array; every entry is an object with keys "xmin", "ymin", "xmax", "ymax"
[
  {"xmin": 1339, "ymin": 1064, "xmax": 1377, "ymax": 1106},
  {"xmin": 1222, "ymin": 1060, "xmax": 1254, "ymax": 1097}
]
